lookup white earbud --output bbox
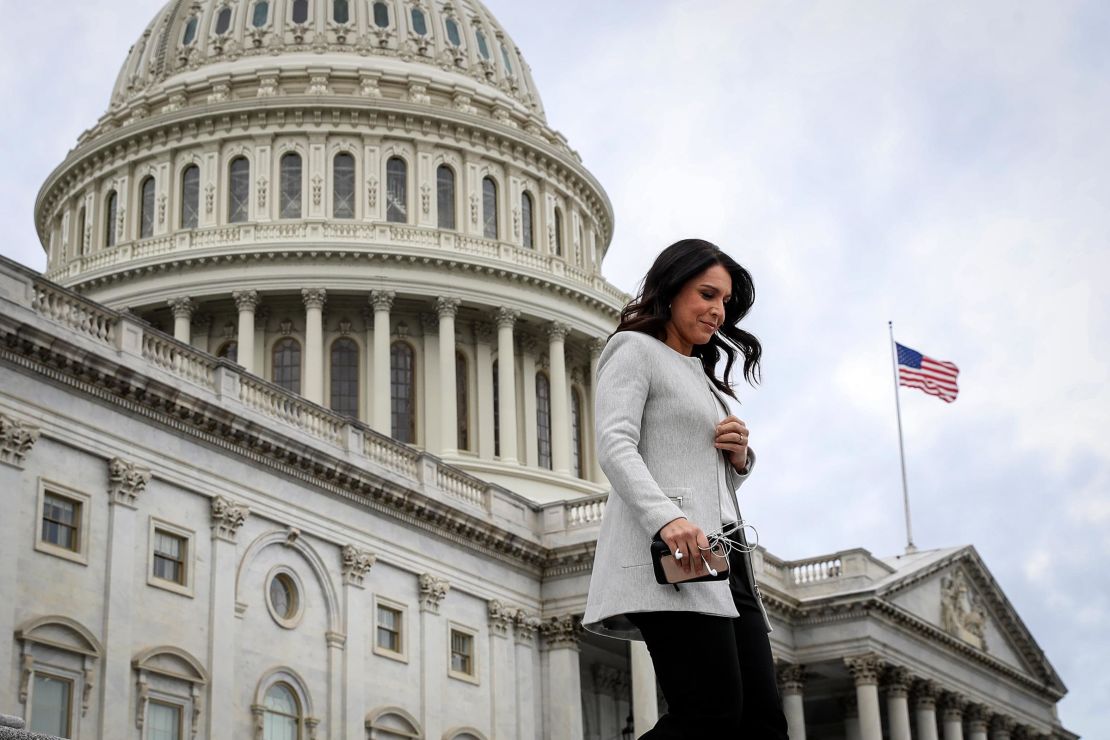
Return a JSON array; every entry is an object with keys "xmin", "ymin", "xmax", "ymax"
[
  {"xmin": 701, "ymin": 555, "xmax": 717, "ymax": 576},
  {"xmin": 673, "ymin": 549, "xmax": 683, "ymax": 560}
]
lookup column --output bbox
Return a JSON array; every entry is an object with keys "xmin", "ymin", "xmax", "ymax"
[
  {"xmin": 437, "ymin": 297, "xmax": 462, "ymax": 456},
  {"xmin": 540, "ymin": 615, "xmax": 584, "ymax": 740},
  {"xmin": 473, "ymin": 322, "xmax": 495, "ymax": 460},
  {"xmin": 588, "ymin": 337, "xmax": 606, "ymax": 484},
  {"xmin": 370, "ymin": 290, "xmax": 395, "ymax": 434},
  {"xmin": 418, "ymin": 574, "xmax": 450, "ymax": 740},
  {"xmin": 420, "ymin": 312, "xmax": 440, "ymax": 454},
  {"xmin": 487, "ymin": 601, "xmax": 517, "ymax": 740},
  {"xmin": 169, "ymin": 297, "xmax": 195, "ymax": 343},
  {"xmin": 547, "ymin": 321, "xmax": 571, "ymax": 474},
  {"xmin": 232, "ymin": 290, "xmax": 259, "ymax": 373},
  {"xmin": 512, "ymin": 609, "xmax": 540, "ymax": 739},
  {"xmin": 777, "ymin": 662, "xmax": 808, "ymax": 740},
  {"xmin": 495, "ymin": 307, "xmax": 520, "ymax": 463},
  {"xmin": 630, "ymin": 640, "xmax": 659, "ymax": 735},
  {"xmin": 914, "ymin": 679, "xmax": 941, "ymax": 740},
  {"xmin": 884, "ymin": 665, "xmax": 913, "ymax": 740},
  {"xmin": 302, "ymin": 288, "xmax": 326, "ymax": 404},
  {"xmin": 99, "ymin": 458, "xmax": 151, "ymax": 739},
  {"xmin": 341, "ymin": 546, "xmax": 375, "ymax": 738},
  {"xmin": 966, "ymin": 704, "xmax": 990, "ymax": 740},
  {"xmin": 941, "ymin": 692, "xmax": 968, "ymax": 740},
  {"xmin": 0, "ymin": 414, "xmax": 40, "ymax": 708},
  {"xmin": 592, "ymin": 666, "xmax": 622, "ymax": 736},
  {"xmin": 207, "ymin": 496, "xmax": 250, "ymax": 737},
  {"xmin": 989, "ymin": 715, "xmax": 1015, "ymax": 740},
  {"xmin": 844, "ymin": 654, "xmax": 883, "ymax": 740}
]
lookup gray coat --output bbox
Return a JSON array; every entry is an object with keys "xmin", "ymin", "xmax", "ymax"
[{"xmin": 581, "ymin": 330, "xmax": 773, "ymax": 641}]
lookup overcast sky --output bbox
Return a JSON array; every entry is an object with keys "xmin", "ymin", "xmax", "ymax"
[{"xmin": 1, "ymin": 0, "xmax": 1106, "ymax": 735}]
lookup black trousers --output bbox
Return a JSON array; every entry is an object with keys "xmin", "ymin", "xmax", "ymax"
[{"xmin": 626, "ymin": 540, "xmax": 789, "ymax": 739}]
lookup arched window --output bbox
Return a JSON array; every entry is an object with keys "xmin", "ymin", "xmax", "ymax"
[
  {"xmin": 475, "ymin": 29, "xmax": 490, "ymax": 60},
  {"xmin": 492, "ymin": 359, "xmax": 500, "ymax": 458},
  {"xmin": 251, "ymin": 1, "xmax": 270, "ymax": 27},
  {"xmin": 333, "ymin": 0, "xmax": 349, "ymax": 24},
  {"xmin": 228, "ymin": 157, "xmax": 250, "ymax": 223},
  {"xmin": 291, "ymin": 0, "xmax": 309, "ymax": 24},
  {"xmin": 436, "ymin": 165, "xmax": 455, "ymax": 230},
  {"xmin": 181, "ymin": 165, "xmax": 200, "ymax": 229},
  {"xmin": 182, "ymin": 16, "xmax": 199, "ymax": 45},
  {"xmin": 575, "ymin": 219, "xmax": 583, "ymax": 266},
  {"xmin": 411, "ymin": 7, "xmax": 428, "ymax": 36},
  {"xmin": 330, "ymin": 338, "xmax": 359, "ymax": 417},
  {"xmin": 280, "ymin": 153, "xmax": 302, "ymax": 219},
  {"xmin": 104, "ymin": 190, "xmax": 118, "ymax": 247},
  {"xmin": 456, "ymin": 351, "xmax": 469, "ymax": 451},
  {"xmin": 214, "ymin": 6, "xmax": 232, "ymax": 35},
  {"xmin": 500, "ymin": 44, "xmax": 514, "ymax": 74},
  {"xmin": 520, "ymin": 191, "xmax": 534, "ymax": 249},
  {"xmin": 333, "ymin": 152, "xmax": 355, "ymax": 219},
  {"xmin": 553, "ymin": 206, "xmax": 564, "ymax": 257},
  {"xmin": 385, "ymin": 157, "xmax": 407, "ymax": 223},
  {"xmin": 571, "ymin": 388, "xmax": 584, "ymax": 478},
  {"xmin": 372, "ymin": 1, "xmax": 390, "ymax": 28},
  {"xmin": 76, "ymin": 207, "xmax": 86, "ymax": 255},
  {"xmin": 444, "ymin": 17, "xmax": 461, "ymax": 47},
  {"xmin": 272, "ymin": 338, "xmax": 302, "ymax": 393},
  {"xmin": 140, "ymin": 176, "xmax": 156, "ymax": 239},
  {"xmin": 390, "ymin": 341, "xmax": 415, "ymax": 443},
  {"xmin": 536, "ymin": 372, "xmax": 552, "ymax": 469},
  {"xmin": 262, "ymin": 683, "xmax": 300, "ymax": 740},
  {"xmin": 217, "ymin": 341, "xmax": 238, "ymax": 363},
  {"xmin": 482, "ymin": 176, "xmax": 498, "ymax": 240}
]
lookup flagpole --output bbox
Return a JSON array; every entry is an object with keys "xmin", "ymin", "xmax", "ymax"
[{"xmin": 888, "ymin": 321, "xmax": 917, "ymax": 554}]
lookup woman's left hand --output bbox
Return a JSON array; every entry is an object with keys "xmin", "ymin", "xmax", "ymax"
[{"xmin": 714, "ymin": 415, "xmax": 750, "ymax": 473}]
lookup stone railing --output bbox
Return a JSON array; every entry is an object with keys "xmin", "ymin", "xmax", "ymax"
[{"xmin": 29, "ymin": 281, "xmax": 116, "ymax": 344}]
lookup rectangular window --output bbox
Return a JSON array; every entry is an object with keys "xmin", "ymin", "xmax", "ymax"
[
  {"xmin": 449, "ymin": 628, "xmax": 474, "ymax": 678},
  {"xmin": 29, "ymin": 673, "xmax": 71, "ymax": 737},
  {"xmin": 153, "ymin": 529, "xmax": 186, "ymax": 585},
  {"xmin": 147, "ymin": 700, "xmax": 182, "ymax": 740},
  {"xmin": 41, "ymin": 493, "xmax": 80, "ymax": 551},
  {"xmin": 375, "ymin": 602, "xmax": 404, "ymax": 659}
]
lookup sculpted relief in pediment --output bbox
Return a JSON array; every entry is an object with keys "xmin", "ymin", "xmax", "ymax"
[{"xmin": 941, "ymin": 569, "xmax": 987, "ymax": 650}]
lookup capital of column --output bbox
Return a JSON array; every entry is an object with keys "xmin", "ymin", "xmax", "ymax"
[
  {"xmin": 776, "ymin": 662, "xmax": 807, "ymax": 694},
  {"xmin": 965, "ymin": 703, "xmax": 990, "ymax": 732},
  {"xmin": 435, "ymin": 295, "xmax": 462, "ymax": 319},
  {"xmin": 540, "ymin": 613, "xmax": 583, "ymax": 651},
  {"xmin": 912, "ymin": 678, "xmax": 941, "ymax": 710},
  {"xmin": 882, "ymin": 665, "xmax": 913, "ymax": 698},
  {"xmin": 844, "ymin": 653, "xmax": 884, "ymax": 686},
  {"xmin": 301, "ymin": 287, "xmax": 327, "ymax": 310},
  {"xmin": 168, "ymin": 296, "xmax": 195, "ymax": 320},
  {"xmin": 232, "ymin": 289, "xmax": 260, "ymax": 313},
  {"xmin": 340, "ymin": 545, "xmax": 377, "ymax": 587},
  {"xmin": 940, "ymin": 691, "xmax": 968, "ymax": 721},
  {"xmin": 990, "ymin": 715, "xmax": 1017, "ymax": 735},
  {"xmin": 487, "ymin": 599, "xmax": 515, "ymax": 637},
  {"xmin": 0, "ymin": 412, "xmax": 41, "ymax": 469},
  {"xmin": 418, "ymin": 573, "xmax": 450, "ymax": 613},
  {"xmin": 495, "ymin": 306, "xmax": 520, "ymax": 329},
  {"xmin": 512, "ymin": 608, "xmax": 541, "ymax": 645},
  {"xmin": 369, "ymin": 289, "xmax": 395, "ymax": 313},
  {"xmin": 210, "ymin": 495, "xmax": 250, "ymax": 542},
  {"xmin": 589, "ymin": 336, "xmax": 606, "ymax": 358},
  {"xmin": 546, "ymin": 320, "xmax": 570, "ymax": 342},
  {"xmin": 107, "ymin": 457, "xmax": 151, "ymax": 508}
]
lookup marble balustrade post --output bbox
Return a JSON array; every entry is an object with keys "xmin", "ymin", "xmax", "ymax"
[
  {"xmin": 169, "ymin": 297, "xmax": 195, "ymax": 343},
  {"xmin": 547, "ymin": 321, "xmax": 571, "ymax": 474},
  {"xmin": 370, "ymin": 290, "xmax": 395, "ymax": 435},
  {"xmin": 495, "ymin": 307, "xmax": 520, "ymax": 463},
  {"xmin": 232, "ymin": 290, "xmax": 259, "ymax": 373},
  {"xmin": 437, "ymin": 297, "xmax": 462, "ymax": 456},
  {"xmin": 844, "ymin": 654, "xmax": 884, "ymax": 740},
  {"xmin": 302, "ymin": 288, "xmax": 326, "ymax": 404},
  {"xmin": 777, "ymin": 662, "xmax": 808, "ymax": 740}
]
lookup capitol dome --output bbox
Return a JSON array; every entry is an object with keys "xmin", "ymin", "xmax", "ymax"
[{"xmin": 34, "ymin": 0, "xmax": 623, "ymax": 498}]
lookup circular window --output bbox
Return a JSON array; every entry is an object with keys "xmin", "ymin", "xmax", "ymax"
[{"xmin": 265, "ymin": 568, "xmax": 304, "ymax": 629}]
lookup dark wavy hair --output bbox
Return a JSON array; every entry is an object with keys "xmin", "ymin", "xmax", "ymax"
[{"xmin": 609, "ymin": 238, "xmax": 762, "ymax": 400}]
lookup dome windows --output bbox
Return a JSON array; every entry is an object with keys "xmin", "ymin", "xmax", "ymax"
[
  {"xmin": 390, "ymin": 341, "xmax": 416, "ymax": 443},
  {"xmin": 228, "ymin": 158, "xmax": 250, "ymax": 223},
  {"xmin": 273, "ymin": 338, "xmax": 302, "ymax": 393},
  {"xmin": 385, "ymin": 157, "xmax": 407, "ymax": 223},
  {"xmin": 251, "ymin": 1, "xmax": 270, "ymax": 28},
  {"xmin": 104, "ymin": 190, "xmax": 118, "ymax": 248},
  {"xmin": 475, "ymin": 29, "xmax": 490, "ymax": 60},
  {"xmin": 181, "ymin": 16, "xmax": 198, "ymax": 45},
  {"xmin": 292, "ymin": 0, "xmax": 309, "ymax": 24},
  {"xmin": 214, "ymin": 6, "xmax": 232, "ymax": 35},
  {"xmin": 553, "ymin": 206, "xmax": 564, "ymax": 257},
  {"xmin": 444, "ymin": 17, "xmax": 461, "ymax": 47},
  {"xmin": 436, "ymin": 165, "xmax": 455, "ymax": 230},
  {"xmin": 139, "ymin": 177, "xmax": 156, "ymax": 239},
  {"xmin": 521, "ymin": 191, "xmax": 534, "ymax": 249},
  {"xmin": 410, "ymin": 7, "xmax": 428, "ymax": 36},
  {"xmin": 372, "ymin": 1, "xmax": 390, "ymax": 29},
  {"xmin": 500, "ymin": 43, "xmax": 514, "ymax": 74},
  {"xmin": 279, "ymin": 153, "xmax": 303, "ymax": 219},
  {"xmin": 333, "ymin": 0, "xmax": 350, "ymax": 24},
  {"xmin": 482, "ymin": 176, "xmax": 498, "ymax": 240},
  {"xmin": 333, "ymin": 153, "xmax": 355, "ymax": 219},
  {"xmin": 181, "ymin": 166, "xmax": 200, "ymax": 229},
  {"xmin": 329, "ymin": 338, "xmax": 359, "ymax": 417}
]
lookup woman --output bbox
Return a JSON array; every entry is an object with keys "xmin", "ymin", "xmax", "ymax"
[{"xmin": 582, "ymin": 238, "xmax": 788, "ymax": 738}]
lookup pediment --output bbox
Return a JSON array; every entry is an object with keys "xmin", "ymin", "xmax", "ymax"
[{"xmin": 878, "ymin": 547, "xmax": 1064, "ymax": 693}]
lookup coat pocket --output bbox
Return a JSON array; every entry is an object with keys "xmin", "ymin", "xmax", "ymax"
[{"xmin": 618, "ymin": 487, "xmax": 691, "ymax": 568}]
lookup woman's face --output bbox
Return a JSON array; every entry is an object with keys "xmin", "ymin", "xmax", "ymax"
[{"xmin": 665, "ymin": 264, "xmax": 733, "ymax": 354}]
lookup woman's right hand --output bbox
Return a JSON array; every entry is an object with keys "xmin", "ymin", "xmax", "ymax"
[{"xmin": 659, "ymin": 518, "xmax": 711, "ymax": 575}]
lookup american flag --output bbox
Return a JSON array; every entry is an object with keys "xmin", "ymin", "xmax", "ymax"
[{"xmin": 895, "ymin": 342, "xmax": 959, "ymax": 403}]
